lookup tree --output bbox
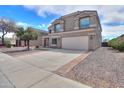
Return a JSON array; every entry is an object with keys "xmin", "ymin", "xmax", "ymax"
[
  {"xmin": 16, "ymin": 27, "xmax": 25, "ymax": 37},
  {"xmin": 0, "ymin": 18, "xmax": 17, "ymax": 45},
  {"xmin": 21, "ymin": 27, "xmax": 38, "ymax": 51},
  {"xmin": 16, "ymin": 27, "xmax": 25, "ymax": 46}
]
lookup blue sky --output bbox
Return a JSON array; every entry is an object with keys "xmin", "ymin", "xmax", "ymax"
[
  {"xmin": 0, "ymin": 5, "xmax": 58, "ymax": 30},
  {"xmin": 0, "ymin": 5, "xmax": 124, "ymax": 40}
]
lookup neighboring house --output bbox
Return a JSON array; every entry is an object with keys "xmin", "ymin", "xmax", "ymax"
[
  {"xmin": 12, "ymin": 29, "xmax": 48, "ymax": 47},
  {"xmin": 0, "ymin": 39, "xmax": 2, "ymax": 45},
  {"xmin": 0, "ymin": 39, "xmax": 1, "ymax": 43},
  {"xmin": 29, "ymin": 30, "xmax": 48, "ymax": 47},
  {"xmin": 42, "ymin": 10, "xmax": 102, "ymax": 50},
  {"xmin": 10, "ymin": 34, "xmax": 17, "ymax": 46}
]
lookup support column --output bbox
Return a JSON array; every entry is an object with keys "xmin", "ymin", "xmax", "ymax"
[{"xmin": 74, "ymin": 17, "xmax": 79, "ymax": 30}]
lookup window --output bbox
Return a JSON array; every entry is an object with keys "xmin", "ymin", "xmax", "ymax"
[
  {"xmin": 49, "ymin": 29, "xmax": 51, "ymax": 33},
  {"xmin": 79, "ymin": 17, "xmax": 90, "ymax": 29},
  {"xmin": 54, "ymin": 24, "xmax": 62, "ymax": 32},
  {"xmin": 52, "ymin": 38, "xmax": 57, "ymax": 44}
]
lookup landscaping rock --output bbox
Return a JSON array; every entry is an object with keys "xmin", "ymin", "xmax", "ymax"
[{"xmin": 65, "ymin": 47, "xmax": 124, "ymax": 88}]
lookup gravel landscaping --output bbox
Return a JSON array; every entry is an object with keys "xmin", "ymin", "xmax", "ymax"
[{"xmin": 64, "ymin": 47, "xmax": 124, "ymax": 88}]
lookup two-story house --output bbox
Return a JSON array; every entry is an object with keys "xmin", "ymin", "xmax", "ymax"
[{"xmin": 42, "ymin": 10, "xmax": 102, "ymax": 50}]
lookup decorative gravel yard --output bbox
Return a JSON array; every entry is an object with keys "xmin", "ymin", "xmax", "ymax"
[{"xmin": 59, "ymin": 47, "xmax": 124, "ymax": 88}]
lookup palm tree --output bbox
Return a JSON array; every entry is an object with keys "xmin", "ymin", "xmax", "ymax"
[
  {"xmin": 21, "ymin": 27, "xmax": 38, "ymax": 51},
  {"xmin": 16, "ymin": 27, "xmax": 25, "ymax": 46}
]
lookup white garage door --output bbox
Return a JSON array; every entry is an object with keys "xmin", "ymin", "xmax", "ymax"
[{"xmin": 62, "ymin": 36, "xmax": 88, "ymax": 50}]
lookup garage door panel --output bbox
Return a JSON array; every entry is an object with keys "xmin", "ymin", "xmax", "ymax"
[{"xmin": 62, "ymin": 36, "xmax": 88, "ymax": 50}]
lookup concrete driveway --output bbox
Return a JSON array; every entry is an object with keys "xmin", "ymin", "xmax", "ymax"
[
  {"xmin": 16, "ymin": 49, "xmax": 84, "ymax": 71},
  {"xmin": 0, "ymin": 49, "xmax": 90, "ymax": 88}
]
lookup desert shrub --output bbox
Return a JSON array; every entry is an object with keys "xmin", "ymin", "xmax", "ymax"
[
  {"xmin": 118, "ymin": 42, "xmax": 124, "ymax": 51},
  {"xmin": 111, "ymin": 45, "xmax": 117, "ymax": 49},
  {"xmin": 4, "ymin": 40, "xmax": 11, "ymax": 48},
  {"xmin": 108, "ymin": 35, "xmax": 124, "ymax": 52},
  {"xmin": 108, "ymin": 38, "xmax": 117, "ymax": 47}
]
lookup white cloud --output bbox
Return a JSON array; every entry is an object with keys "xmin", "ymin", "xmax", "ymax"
[
  {"xmin": 16, "ymin": 22, "xmax": 34, "ymax": 29},
  {"xmin": 17, "ymin": 22, "xmax": 29, "ymax": 26},
  {"xmin": 23, "ymin": 5, "xmax": 124, "ymax": 21},
  {"xmin": 24, "ymin": 5, "xmax": 99, "ymax": 17},
  {"xmin": 36, "ymin": 24, "xmax": 48, "ymax": 30},
  {"xmin": 37, "ymin": 25, "xmax": 42, "ymax": 28},
  {"xmin": 102, "ymin": 25, "xmax": 124, "ymax": 40},
  {"xmin": 41, "ymin": 24, "xmax": 45, "ymax": 28},
  {"xmin": 16, "ymin": 22, "xmax": 48, "ymax": 31},
  {"xmin": 24, "ymin": 5, "xmax": 124, "ymax": 39}
]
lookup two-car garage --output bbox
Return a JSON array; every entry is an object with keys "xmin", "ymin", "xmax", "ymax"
[{"xmin": 62, "ymin": 36, "xmax": 89, "ymax": 50}]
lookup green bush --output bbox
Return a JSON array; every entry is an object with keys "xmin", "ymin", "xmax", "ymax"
[
  {"xmin": 108, "ymin": 35, "xmax": 124, "ymax": 52},
  {"xmin": 118, "ymin": 42, "xmax": 124, "ymax": 51},
  {"xmin": 108, "ymin": 38, "xmax": 117, "ymax": 47},
  {"xmin": 5, "ymin": 40, "xmax": 11, "ymax": 48},
  {"xmin": 6, "ymin": 43, "xmax": 11, "ymax": 48},
  {"xmin": 112, "ymin": 45, "xmax": 118, "ymax": 49}
]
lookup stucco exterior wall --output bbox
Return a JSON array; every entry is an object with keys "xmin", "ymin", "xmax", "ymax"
[
  {"xmin": 44, "ymin": 11, "xmax": 102, "ymax": 50},
  {"xmin": 43, "ymin": 29, "xmax": 94, "ymax": 50},
  {"xmin": 64, "ymin": 16, "xmax": 75, "ymax": 31},
  {"xmin": 29, "ymin": 36, "xmax": 42, "ymax": 46},
  {"xmin": 48, "ymin": 11, "xmax": 100, "ymax": 32}
]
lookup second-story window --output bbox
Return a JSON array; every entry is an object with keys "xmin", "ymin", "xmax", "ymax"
[
  {"xmin": 54, "ymin": 24, "xmax": 62, "ymax": 32},
  {"xmin": 79, "ymin": 17, "xmax": 90, "ymax": 29},
  {"xmin": 49, "ymin": 29, "xmax": 52, "ymax": 33}
]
